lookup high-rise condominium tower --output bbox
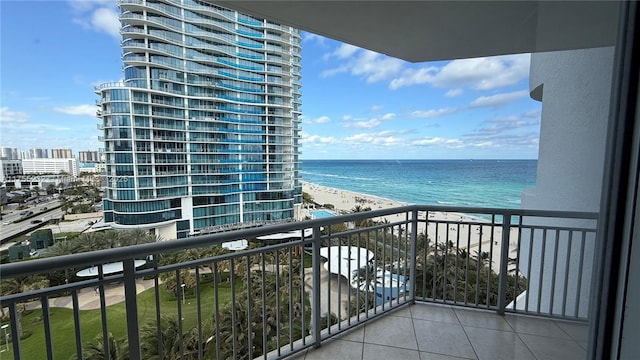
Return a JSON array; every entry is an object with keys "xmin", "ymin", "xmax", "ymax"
[{"xmin": 96, "ymin": 0, "xmax": 302, "ymax": 240}]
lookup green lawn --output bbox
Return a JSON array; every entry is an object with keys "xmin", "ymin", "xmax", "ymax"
[{"xmin": 10, "ymin": 278, "xmax": 238, "ymax": 360}]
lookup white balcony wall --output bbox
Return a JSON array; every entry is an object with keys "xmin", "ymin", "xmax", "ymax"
[{"xmin": 519, "ymin": 46, "xmax": 615, "ymax": 318}]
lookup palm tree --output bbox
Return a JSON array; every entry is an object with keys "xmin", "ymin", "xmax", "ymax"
[
  {"xmin": 351, "ymin": 260, "xmax": 382, "ymax": 293},
  {"xmin": 140, "ymin": 316, "xmax": 202, "ymax": 360},
  {"xmin": 178, "ymin": 246, "xmax": 219, "ymax": 276},
  {"xmin": 351, "ymin": 205, "xmax": 373, "ymax": 228},
  {"xmin": 73, "ymin": 332, "xmax": 129, "ymax": 360},
  {"xmin": 0, "ymin": 275, "xmax": 50, "ymax": 336},
  {"xmin": 302, "ymin": 192, "xmax": 314, "ymax": 205},
  {"xmin": 41, "ymin": 239, "xmax": 83, "ymax": 284},
  {"xmin": 111, "ymin": 228, "xmax": 154, "ymax": 247},
  {"xmin": 160, "ymin": 269, "xmax": 196, "ymax": 296}
]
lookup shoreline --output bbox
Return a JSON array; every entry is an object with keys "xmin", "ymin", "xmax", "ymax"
[{"xmin": 301, "ymin": 181, "xmax": 518, "ymax": 268}]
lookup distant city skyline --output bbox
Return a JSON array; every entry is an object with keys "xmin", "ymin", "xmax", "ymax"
[
  {"xmin": 0, "ymin": 146, "xmax": 100, "ymax": 160},
  {"xmin": 0, "ymin": 1, "xmax": 541, "ymax": 160}
]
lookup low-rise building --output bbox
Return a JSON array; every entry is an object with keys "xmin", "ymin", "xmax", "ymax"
[
  {"xmin": 0, "ymin": 159, "xmax": 23, "ymax": 182},
  {"xmin": 22, "ymin": 158, "xmax": 79, "ymax": 177}
]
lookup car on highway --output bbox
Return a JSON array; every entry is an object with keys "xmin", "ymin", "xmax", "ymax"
[
  {"xmin": 20, "ymin": 211, "xmax": 34, "ymax": 217},
  {"xmin": 42, "ymin": 207, "xmax": 48, "ymax": 211},
  {"xmin": 30, "ymin": 219, "xmax": 42, "ymax": 224}
]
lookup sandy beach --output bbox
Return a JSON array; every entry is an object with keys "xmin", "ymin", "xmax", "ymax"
[{"xmin": 302, "ymin": 181, "xmax": 520, "ymax": 270}]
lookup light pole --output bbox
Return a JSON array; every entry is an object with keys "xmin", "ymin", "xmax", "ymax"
[
  {"xmin": 1, "ymin": 324, "xmax": 9, "ymax": 352},
  {"xmin": 181, "ymin": 283, "xmax": 186, "ymax": 304}
]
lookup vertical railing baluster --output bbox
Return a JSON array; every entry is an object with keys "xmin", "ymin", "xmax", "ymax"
[
  {"xmin": 475, "ymin": 224, "xmax": 483, "ymax": 306},
  {"xmin": 153, "ymin": 255, "xmax": 163, "ymax": 360},
  {"xmin": 274, "ymin": 250, "xmax": 281, "ymax": 354},
  {"xmin": 41, "ymin": 296, "xmax": 53, "ymax": 360},
  {"xmin": 550, "ymin": 229, "xmax": 561, "ymax": 315},
  {"xmin": 9, "ymin": 303, "xmax": 21, "ymax": 359},
  {"xmin": 195, "ymin": 267, "xmax": 203, "ymax": 360},
  {"xmin": 575, "ymin": 231, "xmax": 587, "ymax": 318},
  {"xmin": 98, "ymin": 266, "xmax": 109, "ymax": 359},
  {"xmin": 443, "ymin": 219, "xmax": 450, "ymax": 303},
  {"xmin": 230, "ymin": 258, "xmax": 238, "ymax": 359},
  {"xmin": 497, "ymin": 212, "xmax": 512, "ymax": 315},
  {"xmin": 72, "ymin": 291, "xmax": 82, "ymax": 360},
  {"xmin": 213, "ymin": 264, "xmax": 221, "ymax": 360},
  {"xmin": 245, "ymin": 255, "xmax": 253, "ymax": 358},
  {"xmin": 123, "ymin": 258, "xmax": 141, "ymax": 360},
  {"xmin": 537, "ymin": 230, "xmax": 548, "ymax": 315},
  {"xmin": 512, "ymin": 217, "xmax": 523, "ymax": 311},
  {"xmin": 261, "ymin": 253, "xmax": 267, "ymax": 359},
  {"xmin": 421, "ymin": 215, "xmax": 429, "ymax": 302},
  {"xmin": 311, "ymin": 225, "xmax": 322, "ymax": 348},
  {"xmin": 358, "ymin": 231, "xmax": 370, "ymax": 318},
  {"xmin": 287, "ymin": 248, "xmax": 293, "ymax": 348},
  {"xmin": 410, "ymin": 209, "xmax": 418, "ymax": 303},
  {"xmin": 454, "ymin": 221, "xmax": 461, "ymax": 304},
  {"xmin": 562, "ymin": 231, "xmax": 574, "ymax": 317},
  {"xmin": 298, "ymin": 239, "xmax": 306, "ymax": 346},
  {"xmin": 396, "ymin": 219, "xmax": 400, "ymax": 305},
  {"xmin": 432, "ymin": 222, "xmax": 439, "ymax": 300},
  {"xmin": 465, "ymin": 222, "xmax": 472, "ymax": 305},
  {"xmin": 525, "ymin": 227, "xmax": 534, "ymax": 313},
  {"xmin": 487, "ymin": 214, "xmax": 496, "ymax": 308},
  {"xmin": 176, "ymin": 269, "xmax": 184, "ymax": 359}
]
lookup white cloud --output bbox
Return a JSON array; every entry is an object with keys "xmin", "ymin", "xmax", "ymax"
[
  {"xmin": 333, "ymin": 43, "xmax": 360, "ymax": 59},
  {"xmin": 462, "ymin": 110, "xmax": 541, "ymax": 149},
  {"xmin": 344, "ymin": 132, "xmax": 403, "ymax": 147},
  {"xmin": 91, "ymin": 7, "xmax": 120, "ymax": 39},
  {"xmin": 53, "ymin": 104, "xmax": 96, "ymax": 116},
  {"xmin": 342, "ymin": 113, "xmax": 395, "ymax": 129},
  {"xmin": 342, "ymin": 115, "xmax": 353, "ymax": 121},
  {"xmin": 445, "ymin": 88, "xmax": 463, "ymax": 97},
  {"xmin": 410, "ymin": 108, "xmax": 457, "ymax": 118},
  {"xmin": 349, "ymin": 118, "xmax": 381, "ymax": 129},
  {"xmin": 0, "ymin": 107, "xmax": 30, "ymax": 123},
  {"xmin": 390, "ymin": 54, "xmax": 530, "ymax": 90},
  {"xmin": 412, "ymin": 137, "xmax": 464, "ymax": 148},
  {"xmin": 468, "ymin": 90, "xmax": 529, "ymax": 108},
  {"xmin": 70, "ymin": 1, "xmax": 120, "ymax": 40},
  {"xmin": 302, "ymin": 32, "xmax": 326, "ymax": 45},
  {"xmin": 321, "ymin": 46, "xmax": 404, "ymax": 84},
  {"xmin": 68, "ymin": 0, "xmax": 114, "ymax": 12},
  {"xmin": 370, "ymin": 105, "xmax": 383, "ymax": 112},
  {"xmin": 309, "ymin": 116, "xmax": 331, "ymax": 124},
  {"xmin": 320, "ymin": 65, "xmax": 350, "ymax": 78},
  {"xmin": 300, "ymin": 134, "xmax": 338, "ymax": 144}
]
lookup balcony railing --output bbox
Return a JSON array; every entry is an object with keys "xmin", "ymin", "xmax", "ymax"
[{"xmin": 0, "ymin": 205, "xmax": 597, "ymax": 360}]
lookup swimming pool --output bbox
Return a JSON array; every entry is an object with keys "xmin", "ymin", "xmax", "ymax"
[{"xmin": 310, "ymin": 210, "xmax": 335, "ymax": 219}]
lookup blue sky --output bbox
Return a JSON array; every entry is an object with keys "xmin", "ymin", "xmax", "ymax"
[{"xmin": 0, "ymin": 0, "xmax": 541, "ymax": 160}]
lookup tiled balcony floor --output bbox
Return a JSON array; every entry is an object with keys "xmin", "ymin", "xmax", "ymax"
[{"xmin": 297, "ymin": 303, "xmax": 589, "ymax": 360}]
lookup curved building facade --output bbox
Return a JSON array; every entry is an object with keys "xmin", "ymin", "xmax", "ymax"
[{"xmin": 96, "ymin": 0, "xmax": 302, "ymax": 239}]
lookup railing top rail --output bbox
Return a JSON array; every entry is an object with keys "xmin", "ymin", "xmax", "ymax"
[
  {"xmin": 0, "ymin": 205, "xmax": 598, "ymax": 278},
  {"xmin": 413, "ymin": 205, "xmax": 599, "ymax": 220}
]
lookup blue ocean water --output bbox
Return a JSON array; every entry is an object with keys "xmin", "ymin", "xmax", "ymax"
[{"xmin": 301, "ymin": 159, "xmax": 537, "ymax": 209}]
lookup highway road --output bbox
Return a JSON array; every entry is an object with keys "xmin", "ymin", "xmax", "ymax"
[{"xmin": 0, "ymin": 199, "xmax": 63, "ymax": 244}]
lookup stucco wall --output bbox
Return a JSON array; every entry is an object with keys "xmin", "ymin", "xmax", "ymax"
[{"xmin": 518, "ymin": 47, "xmax": 615, "ymax": 318}]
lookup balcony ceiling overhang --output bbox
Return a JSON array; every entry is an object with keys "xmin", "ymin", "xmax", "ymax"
[{"xmin": 213, "ymin": 1, "xmax": 619, "ymax": 62}]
